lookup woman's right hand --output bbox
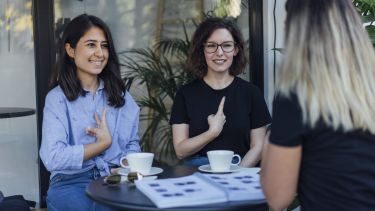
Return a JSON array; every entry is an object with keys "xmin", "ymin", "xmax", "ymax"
[
  {"xmin": 172, "ymin": 97, "xmax": 226, "ymax": 159},
  {"xmin": 207, "ymin": 97, "xmax": 226, "ymax": 138},
  {"xmin": 86, "ymin": 108, "xmax": 112, "ymax": 149}
]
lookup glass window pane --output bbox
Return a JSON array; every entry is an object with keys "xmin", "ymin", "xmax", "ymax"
[
  {"xmin": 53, "ymin": 0, "xmax": 250, "ymax": 165},
  {"xmin": 0, "ymin": 0, "xmax": 39, "ymax": 203}
]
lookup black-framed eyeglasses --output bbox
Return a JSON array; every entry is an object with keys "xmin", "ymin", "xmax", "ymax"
[
  {"xmin": 203, "ymin": 41, "xmax": 236, "ymax": 53},
  {"xmin": 104, "ymin": 172, "xmax": 143, "ymax": 184}
]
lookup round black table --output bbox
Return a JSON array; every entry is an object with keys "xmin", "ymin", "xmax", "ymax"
[
  {"xmin": 86, "ymin": 165, "xmax": 268, "ymax": 211},
  {"xmin": 0, "ymin": 107, "xmax": 35, "ymax": 119}
]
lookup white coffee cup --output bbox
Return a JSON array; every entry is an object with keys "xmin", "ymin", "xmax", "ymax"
[
  {"xmin": 120, "ymin": 152, "xmax": 154, "ymax": 175},
  {"xmin": 207, "ymin": 150, "xmax": 241, "ymax": 172}
]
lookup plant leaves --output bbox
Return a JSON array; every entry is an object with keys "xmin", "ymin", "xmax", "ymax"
[
  {"xmin": 361, "ymin": 14, "xmax": 375, "ymax": 23},
  {"xmin": 366, "ymin": 25, "xmax": 375, "ymax": 44},
  {"xmin": 271, "ymin": 48, "xmax": 284, "ymax": 53},
  {"xmin": 119, "ymin": 30, "xmax": 195, "ymax": 164}
]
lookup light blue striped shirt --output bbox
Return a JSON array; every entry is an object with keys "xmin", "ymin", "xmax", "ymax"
[{"xmin": 40, "ymin": 81, "xmax": 141, "ymax": 178}]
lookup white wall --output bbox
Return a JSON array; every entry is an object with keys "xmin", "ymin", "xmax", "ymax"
[{"xmin": 263, "ymin": 0, "xmax": 287, "ymax": 112}]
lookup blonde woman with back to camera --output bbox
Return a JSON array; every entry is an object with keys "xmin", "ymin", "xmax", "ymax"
[{"xmin": 261, "ymin": 0, "xmax": 375, "ymax": 210}]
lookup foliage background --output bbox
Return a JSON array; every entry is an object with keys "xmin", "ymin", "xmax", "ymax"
[
  {"xmin": 353, "ymin": 0, "xmax": 375, "ymax": 46},
  {"xmin": 119, "ymin": 0, "xmax": 247, "ymax": 165},
  {"xmin": 119, "ymin": 0, "xmax": 375, "ymax": 165}
]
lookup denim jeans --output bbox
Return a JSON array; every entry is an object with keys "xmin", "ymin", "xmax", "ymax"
[
  {"xmin": 184, "ymin": 155, "xmax": 241, "ymax": 167},
  {"xmin": 47, "ymin": 167, "xmax": 115, "ymax": 211},
  {"xmin": 183, "ymin": 156, "xmax": 210, "ymax": 166}
]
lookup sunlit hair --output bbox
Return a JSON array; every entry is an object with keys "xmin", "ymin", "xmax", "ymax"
[
  {"xmin": 187, "ymin": 17, "xmax": 247, "ymax": 78},
  {"xmin": 277, "ymin": 0, "xmax": 375, "ymax": 133},
  {"xmin": 51, "ymin": 14, "xmax": 126, "ymax": 107}
]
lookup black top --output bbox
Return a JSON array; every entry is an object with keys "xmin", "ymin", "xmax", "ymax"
[
  {"xmin": 270, "ymin": 94, "xmax": 375, "ymax": 210},
  {"xmin": 170, "ymin": 77, "xmax": 271, "ymax": 158}
]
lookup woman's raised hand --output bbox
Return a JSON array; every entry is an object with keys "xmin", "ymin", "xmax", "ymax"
[
  {"xmin": 207, "ymin": 96, "xmax": 226, "ymax": 138},
  {"xmin": 86, "ymin": 108, "xmax": 112, "ymax": 148}
]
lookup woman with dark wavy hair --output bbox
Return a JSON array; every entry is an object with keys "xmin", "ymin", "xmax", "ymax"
[
  {"xmin": 170, "ymin": 17, "xmax": 271, "ymax": 167},
  {"xmin": 40, "ymin": 14, "xmax": 140, "ymax": 210},
  {"xmin": 261, "ymin": 0, "xmax": 375, "ymax": 210}
]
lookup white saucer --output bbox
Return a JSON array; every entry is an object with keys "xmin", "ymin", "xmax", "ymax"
[
  {"xmin": 198, "ymin": 164, "xmax": 242, "ymax": 173},
  {"xmin": 239, "ymin": 167, "xmax": 261, "ymax": 174},
  {"xmin": 118, "ymin": 167, "xmax": 163, "ymax": 176}
]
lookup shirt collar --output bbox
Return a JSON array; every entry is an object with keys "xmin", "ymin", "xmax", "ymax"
[
  {"xmin": 97, "ymin": 79, "xmax": 105, "ymax": 91},
  {"xmin": 82, "ymin": 79, "xmax": 105, "ymax": 93}
]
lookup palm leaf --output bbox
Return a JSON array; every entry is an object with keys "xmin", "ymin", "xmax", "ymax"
[
  {"xmin": 119, "ymin": 21, "xmax": 196, "ymax": 165},
  {"xmin": 366, "ymin": 25, "xmax": 375, "ymax": 44}
]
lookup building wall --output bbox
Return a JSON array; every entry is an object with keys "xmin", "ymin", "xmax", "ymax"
[{"xmin": 263, "ymin": 0, "xmax": 287, "ymax": 112}]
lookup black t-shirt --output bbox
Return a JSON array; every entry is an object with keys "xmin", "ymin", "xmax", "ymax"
[
  {"xmin": 170, "ymin": 77, "xmax": 271, "ymax": 158},
  {"xmin": 270, "ymin": 93, "xmax": 375, "ymax": 210}
]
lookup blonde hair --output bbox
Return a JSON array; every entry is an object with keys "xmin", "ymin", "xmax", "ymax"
[{"xmin": 277, "ymin": 0, "xmax": 375, "ymax": 133}]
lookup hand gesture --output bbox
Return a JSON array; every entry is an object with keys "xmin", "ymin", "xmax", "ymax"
[
  {"xmin": 207, "ymin": 97, "xmax": 226, "ymax": 138},
  {"xmin": 86, "ymin": 108, "xmax": 112, "ymax": 148}
]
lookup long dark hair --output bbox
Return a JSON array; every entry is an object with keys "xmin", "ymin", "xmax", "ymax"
[
  {"xmin": 186, "ymin": 17, "xmax": 247, "ymax": 78},
  {"xmin": 51, "ymin": 14, "xmax": 126, "ymax": 107}
]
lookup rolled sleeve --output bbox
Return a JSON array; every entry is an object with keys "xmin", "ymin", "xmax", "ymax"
[
  {"xmin": 119, "ymin": 92, "xmax": 141, "ymax": 159},
  {"xmin": 124, "ymin": 109, "xmax": 141, "ymax": 154},
  {"xmin": 39, "ymin": 91, "xmax": 84, "ymax": 171}
]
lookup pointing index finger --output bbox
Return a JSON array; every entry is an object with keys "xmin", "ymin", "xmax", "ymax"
[{"xmin": 216, "ymin": 96, "xmax": 225, "ymax": 114}]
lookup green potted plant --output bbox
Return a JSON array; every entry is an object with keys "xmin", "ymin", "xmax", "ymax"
[
  {"xmin": 119, "ymin": 21, "xmax": 194, "ymax": 164},
  {"xmin": 119, "ymin": 1, "xmax": 249, "ymax": 165},
  {"xmin": 353, "ymin": 0, "xmax": 375, "ymax": 46}
]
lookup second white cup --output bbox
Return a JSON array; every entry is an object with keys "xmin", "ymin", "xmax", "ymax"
[
  {"xmin": 207, "ymin": 150, "xmax": 241, "ymax": 172},
  {"xmin": 120, "ymin": 152, "xmax": 154, "ymax": 175}
]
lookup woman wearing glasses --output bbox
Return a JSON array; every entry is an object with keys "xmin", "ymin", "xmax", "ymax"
[{"xmin": 170, "ymin": 17, "xmax": 271, "ymax": 167}]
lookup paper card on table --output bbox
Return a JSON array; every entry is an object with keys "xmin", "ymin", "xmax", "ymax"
[
  {"xmin": 135, "ymin": 171, "xmax": 264, "ymax": 208},
  {"xmin": 198, "ymin": 172, "xmax": 264, "ymax": 201}
]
